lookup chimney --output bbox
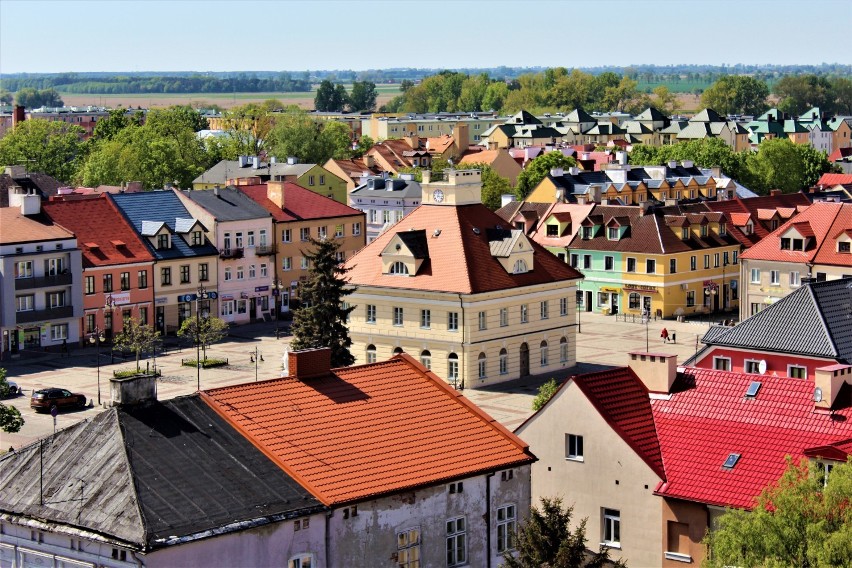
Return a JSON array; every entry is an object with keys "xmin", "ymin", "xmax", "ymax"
[
  {"xmin": 422, "ymin": 169, "xmax": 432, "ymax": 184},
  {"xmin": 628, "ymin": 352, "xmax": 678, "ymax": 393},
  {"xmin": 665, "ymin": 198, "xmax": 678, "ymax": 207},
  {"xmin": 639, "ymin": 201, "xmax": 650, "ymax": 216},
  {"xmin": 616, "ymin": 151, "xmax": 627, "ymax": 165},
  {"xmin": 213, "ymin": 185, "xmax": 220, "ymax": 197},
  {"xmin": 667, "ymin": 160, "xmax": 677, "ymax": 169},
  {"xmin": 568, "ymin": 166, "xmax": 579, "ymax": 176},
  {"xmin": 363, "ymin": 153, "xmax": 376, "ymax": 168},
  {"xmin": 12, "ymin": 105, "xmax": 26, "ymax": 129},
  {"xmin": 109, "ymin": 374, "xmax": 157, "ymax": 406},
  {"xmin": 682, "ymin": 160, "xmax": 694, "ymax": 169},
  {"xmin": 814, "ymin": 364, "xmax": 852, "ymax": 410},
  {"xmin": 550, "ymin": 167, "xmax": 564, "ymax": 178},
  {"xmin": 252, "ymin": 156, "xmax": 260, "ymax": 169},
  {"xmin": 589, "ymin": 184, "xmax": 602, "ymax": 204},
  {"xmin": 238, "ymin": 155, "xmax": 249, "ymax": 168},
  {"xmin": 287, "ymin": 156, "xmax": 299, "ymax": 165},
  {"xmin": 770, "ymin": 189, "xmax": 782, "ymax": 197},
  {"xmin": 710, "ymin": 165, "xmax": 722, "ymax": 179},
  {"xmin": 404, "ymin": 134, "xmax": 420, "ymax": 149},
  {"xmin": 501, "ymin": 194, "xmax": 516, "ymax": 207},
  {"xmin": 288, "ymin": 347, "xmax": 332, "ymax": 380},
  {"xmin": 267, "ymin": 181, "xmax": 286, "ymax": 209}
]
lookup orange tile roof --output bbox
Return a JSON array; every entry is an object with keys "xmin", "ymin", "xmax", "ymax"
[
  {"xmin": 426, "ymin": 134, "xmax": 454, "ymax": 154},
  {"xmin": 0, "ymin": 207, "xmax": 75, "ymax": 244},
  {"xmin": 200, "ymin": 354, "xmax": 535, "ymax": 505},
  {"xmin": 817, "ymin": 173, "xmax": 852, "ymax": 186},
  {"xmin": 42, "ymin": 195, "xmax": 154, "ymax": 268},
  {"xmin": 346, "ymin": 203, "xmax": 583, "ymax": 294},
  {"xmin": 459, "ymin": 149, "xmax": 501, "ymax": 166}
]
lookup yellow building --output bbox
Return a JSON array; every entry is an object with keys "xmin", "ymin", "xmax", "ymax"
[{"xmin": 345, "ymin": 169, "xmax": 583, "ymax": 387}]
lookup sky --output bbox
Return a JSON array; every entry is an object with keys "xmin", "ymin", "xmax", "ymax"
[{"xmin": 1, "ymin": 0, "xmax": 850, "ymax": 74}]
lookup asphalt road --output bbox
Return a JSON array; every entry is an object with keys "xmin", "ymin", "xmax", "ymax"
[{"xmin": 1, "ymin": 312, "xmax": 715, "ymax": 451}]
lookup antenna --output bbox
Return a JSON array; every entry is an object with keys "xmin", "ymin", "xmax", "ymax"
[{"xmin": 758, "ymin": 360, "xmax": 767, "ymax": 374}]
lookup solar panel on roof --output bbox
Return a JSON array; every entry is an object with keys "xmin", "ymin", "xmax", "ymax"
[
  {"xmin": 723, "ymin": 453, "xmax": 741, "ymax": 469},
  {"xmin": 745, "ymin": 381, "xmax": 762, "ymax": 397}
]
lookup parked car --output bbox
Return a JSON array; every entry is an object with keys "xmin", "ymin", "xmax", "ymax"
[
  {"xmin": 30, "ymin": 388, "xmax": 87, "ymax": 413},
  {"xmin": 2, "ymin": 380, "xmax": 20, "ymax": 398}
]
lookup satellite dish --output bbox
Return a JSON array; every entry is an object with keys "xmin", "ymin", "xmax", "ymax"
[
  {"xmin": 758, "ymin": 360, "xmax": 767, "ymax": 374},
  {"xmin": 814, "ymin": 387, "xmax": 823, "ymax": 403}
]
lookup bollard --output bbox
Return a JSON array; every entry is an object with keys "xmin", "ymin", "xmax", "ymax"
[{"xmin": 672, "ymin": 332, "xmax": 676, "ymax": 344}]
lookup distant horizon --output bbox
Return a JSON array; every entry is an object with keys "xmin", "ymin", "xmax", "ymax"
[{"xmin": 1, "ymin": 0, "xmax": 849, "ymax": 74}]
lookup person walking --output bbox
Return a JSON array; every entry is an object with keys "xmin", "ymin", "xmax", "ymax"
[{"xmin": 661, "ymin": 327, "xmax": 669, "ymax": 343}]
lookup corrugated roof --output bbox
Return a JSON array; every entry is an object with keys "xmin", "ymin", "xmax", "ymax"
[{"xmin": 201, "ymin": 354, "xmax": 535, "ymax": 506}]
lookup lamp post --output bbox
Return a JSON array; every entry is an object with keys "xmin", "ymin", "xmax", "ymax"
[
  {"xmin": 195, "ymin": 284, "xmax": 209, "ymax": 392},
  {"xmin": 249, "ymin": 346, "xmax": 264, "ymax": 382},
  {"xmin": 88, "ymin": 327, "xmax": 105, "ymax": 405},
  {"xmin": 576, "ymin": 289, "xmax": 582, "ymax": 334},
  {"xmin": 103, "ymin": 294, "xmax": 117, "ymax": 363},
  {"xmin": 272, "ymin": 279, "xmax": 286, "ymax": 339}
]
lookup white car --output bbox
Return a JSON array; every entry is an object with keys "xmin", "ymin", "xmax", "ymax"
[{"xmin": 2, "ymin": 381, "xmax": 20, "ymax": 398}]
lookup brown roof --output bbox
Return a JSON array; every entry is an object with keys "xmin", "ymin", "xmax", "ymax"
[
  {"xmin": 346, "ymin": 203, "xmax": 582, "ymax": 294},
  {"xmin": 459, "ymin": 149, "xmax": 502, "ymax": 166},
  {"xmin": 326, "ymin": 158, "xmax": 382, "ymax": 180},
  {"xmin": 201, "ymin": 353, "xmax": 535, "ymax": 505},
  {"xmin": 0, "ymin": 207, "xmax": 75, "ymax": 244},
  {"xmin": 240, "ymin": 183, "xmax": 363, "ymax": 222}
]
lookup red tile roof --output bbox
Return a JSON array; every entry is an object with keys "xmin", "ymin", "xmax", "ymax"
[
  {"xmin": 239, "ymin": 183, "xmax": 363, "ymax": 223},
  {"xmin": 346, "ymin": 203, "xmax": 583, "ymax": 294},
  {"xmin": 706, "ymin": 193, "xmax": 812, "ymax": 248},
  {"xmin": 652, "ymin": 367, "xmax": 852, "ymax": 509},
  {"xmin": 0, "ymin": 208, "xmax": 75, "ymax": 244},
  {"xmin": 817, "ymin": 173, "xmax": 852, "ymax": 186},
  {"xmin": 41, "ymin": 195, "xmax": 154, "ymax": 267},
  {"xmin": 326, "ymin": 158, "xmax": 382, "ymax": 180},
  {"xmin": 200, "ymin": 354, "xmax": 535, "ymax": 505}
]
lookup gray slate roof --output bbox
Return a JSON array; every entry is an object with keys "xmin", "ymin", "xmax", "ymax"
[
  {"xmin": 0, "ymin": 396, "xmax": 324, "ymax": 551},
  {"xmin": 701, "ymin": 278, "xmax": 852, "ymax": 362},
  {"xmin": 180, "ymin": 187, "xmax": 272, "ymax": 222},
  {"xmin": 193, "ymin": 159, "xmax": 315, "ymax": 186},
  {"xmin": 350, "ymin": 176, "xmax": 422, "ymax": 199}
]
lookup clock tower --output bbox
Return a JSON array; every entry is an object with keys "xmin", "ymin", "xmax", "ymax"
[{"xmin": 421, "ymin": 169, "xmax": 483, "ymax": 206}]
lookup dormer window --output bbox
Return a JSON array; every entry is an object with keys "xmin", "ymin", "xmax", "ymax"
[
  {"xmin": 582, "ymin": 227, "xmax": 593, "ymax": 239},
  {"xmin": 839, "ymin": 242, "xmax": 851, "ymax": 254},
  {"xmin": 513, "ymin": 259, "xmax": 528, "ymax": 274},
  {"xmin": 157, "ymin": 234, "xmax": 169, "ymax": 250},
  {"xmin": 389, "ymin": 261, "xmax": 410, "ymax": 275},
  {"xmin": 793, "ymin": 238, "xmax": 804, "ymax": 251},
  {"xmin": 191, "ymin": 231, "xmax": 202, "ymax": 246},
  {"xmin": 781, "ymin": 238, "xmax": 791, "ymax": 250},
  {"xmin": 607, "ymin": 227, "xmax": 619, "ymax": 240},
  {"xmin": 681, "ymin": 228, "xmax": 689, "ymax": 240},
  {"xmin": 700, "ymin": 225, "xmax": 708, "ymax": 237},
  {"xmin": 547, "ymin": 225, "xmax": 558, "ymax": 237},
  {"xmin": 720, "ymin": 223, "xmax": 727, "ymax": 236},
  {"xmin": 770, "ymin": 220, "xmax": 778, "ymax": 230}
]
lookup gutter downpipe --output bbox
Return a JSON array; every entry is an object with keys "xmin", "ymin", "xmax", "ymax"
[
  {"xmin": 486, "ymin": 472, "xmax": 495, "ymax": 568},
  {"xmin": 325, "ymin": 510, "xmax": 332, "ymax": 566}
]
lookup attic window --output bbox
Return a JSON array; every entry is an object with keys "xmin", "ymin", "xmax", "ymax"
[
  {"xmin": 513, "ymin": 259, "xmax": 528, "ymax": 274},
  {"xmin": 582, "ymin": 227, "xmax": 593, "ymax": 239},
  {"xmin": 720, "ymin": 223, "xmax": 727, "ymax": 236},
  {"xmin": 607, "ymin": 227, "xmax": 619, "ymax": 240},
  {"xmin": 681, "ymin": 228, "xmax": 689, "ymax": 240},
  {"xmin": 389, "ymin": 262, "xmax": 409, "ymax": 275},
  {"xmin": 700, "ymin": 225, "xmax": 708, "ymax": 237},
  {"xmin": 793, "ymin": 239, "xmax": 804, "ymax": 251},
  {"xmin": 839, "ymin": 242, "xmax": 851, "ymax": 254},
  {"xmin": 472, "ymin": 227, "xmax": 481, "ymax": 235},
  {"xmin": 85, "ymin": 242, "xmax": 99, "ymax": 249},
  {"xmin": 547, "ymin": 225, "xmax": 558, "ymax": 237},
  {"xmin": 722, "ymin": 453, "xmax": 741, "ymax": 469},
  {"xmin": 781, "ymin": 238, "xmax": 791, "ymax": 250},
  {"xmin": 745, "ymin": 381, "xmax": 762, "ymax": 398}
]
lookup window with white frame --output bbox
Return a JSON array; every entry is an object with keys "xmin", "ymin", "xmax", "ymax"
[
  {"xmin": 288, "ymin": 553, "xmax": 313, "ymax": 568},
  {"xmin": 259, "ymin": 229, "xmax": 267, "ymax": 246},
  {"xmin": 50, "ymin": 324, "xmax": 68, "ymax": 341},
  {"xmin": 421, "ymin": 309, "xmax": 431, "ymax": 329},
  {"xmin": 446, "ymin": 517, "xmax": 466, "ymax": 567},
  {"xmin": 750, "ymin": 268, "xmax": 761, "ymax": 284},
  {"xmin": 646, "ymin": 259, "xmax": 656, "ymax": 274},
  {"xmin": 448, "ymin": 312, "xmax": 459, "ymax": 331},
  {"xmin": 397, "ymin": 527, "xmax": 421, "ymax": 568},
  {"xmin": 478, "ymin": 353, "xmax": 487, "ymax": 379},
  {"xmin": 300, "ymin": 227, "xmax": 310, "ymax": 241},
  {"xmin": 566, "ymin": 433, "xmax": 583, "ymax": 460},
  {"xmin": 520, "ymin": 304, "xmax": 528, "ymax": 323},
  {"xmin": 366, "ymin": 304, "xmax": 376, "ymax": 323},
  {"xmin": 300, "ymin": 257, "xmax": 309, "ymax": 270},
  {"xmin": 690, "ymin": 256, "xmax": 697, "ymax": 271},
  {"xmin": 540, "ymin": 341, "xmax": 549, "ymax": 366},
  {"xmin": 713, "ymin": 356, "xmax": 731, "ymax": 371},
  {"xmin": 745, "ymin": 359, "xmax": 762, "ymax": 374},
  {"xmin": 560, "ymin": 337, "xmax": 568, "ymax": 362},
  {"xmin": 602, "ymin": 508, "xmax": 621, "ymax": 547},
  {"xmin": 420, "ymin": 350, "xmax": 431, "ymax": 370},
  {"xmin": 497, "ymin": 505, "xmax": 517, "ymax": 553},
  {"xmin": 393, "ymin": 307, "xmax": 404, "ymax": 326},
  {"xmin": 500, "ymin": 307, "xmax": 509, "ymax": 327},
  {"xmin": 629, "ymin": 293, "xmax": 640, "ymax": 310},
  {"xmin": 283, "ymin": 229, "xmax": 292, "ymax": 243},
  {"xmin": 15, "ymin": 260, "xmax": 33, "ymax": 278},
  {"xmin": 448, "ymin": 353, "xmax": 459, "ymax": 381},
  {"xmin": 366, "ymin": 344, "xmax": 377, "ymax": 364},
  {"xmin": 513, "ymin": 259, "xmax": 528, "ymax": 273},
  {"xmin": 247, "ymin": 231, "xmax": 255, "ymax": 247},
  {"xmin": 260, "ymin": 263, "xmax": 268, "ymax": 278},
  {"xmin": 335, "ymin": 224, "xmax": 344, "ymax": 238},
  {"xmin": 499, "ymin": 349, "xmax": 508, "ymax": 374},
  {"xmin": 789, "ymin": 365, "xmax": 806, "ymax": 379},
  {"xmin": 540, "ymin": 300, "xmax": 549, "ymax": 319},
  {"xmin": 249, "ymin": 264, "xmax": 256, "ymax": 279},
  {"xmin": 478, "ymin": 311, "xmax": 487, "ymax": 330},
  {"xmin": 770, "ymin": 270, "xmax": 780, "ymax": 285},
  {"xmin": 389, "ymin": 261, "xmax": 409, "ymax": 275},
  {"xmin": 687, "ymin": 291, "xmax": 695, "ymax": 307},
  {"xmin": 282, "ymin": 257, "xmax": 292, "ymax": 271},
  {"xmin": 236, "ymin": 266, "xmax": 244, "ymax": 280},
  {"xmin": 790, "ymin": 271, "xmax": 801, "ymax": 287},
  {"xmin": 353, "ymin": 222, "xmax": 361, "ymax": 236},
  {"xmin": 608, "ymin": 227, "xmax": 619, "ymax": 240},
  {"xmin": 235, "ymin": 232, "xmax": 243, "ymax": 248},
  {"xmin": 604, "ymin": 256, "xmax": 614, "ymax": 271},
  {"xmin": 560, "ymin": 297, "xmax": 568, "ymax": 316},
  {"xmin": 221, "ymin": 301, "xmax": 234, "ymax": 316},
  {"xmin": 224, "ymin": 267, "xmax": 232, "ymax": 281},
  {"xmin": 317, "ymin": 226, "xmax": 327, "ymax": 239}
]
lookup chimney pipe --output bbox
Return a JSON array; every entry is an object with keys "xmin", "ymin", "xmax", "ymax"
[{"xmin": 288, "ymin": 348, "xmax": 332, "ymax": 380}]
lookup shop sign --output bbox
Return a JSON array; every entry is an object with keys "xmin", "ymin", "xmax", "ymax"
[
  {"xmin": 155, "ymin": 297, "xmax": 168, "ymax": 304},
  {"xmin": 110, "ymin": 292, "xmax": 131, "ymax": 305},
  {"xmin": 600, "ymin": 287, "xmax": 621, "ymax": 293},
  {"xmin": 624, "ymin": 284, "xmax": 658, "ymax": 293},
  {"xmin": 255, "ymin": 286, "xmax": 269, "ymax": 292}
]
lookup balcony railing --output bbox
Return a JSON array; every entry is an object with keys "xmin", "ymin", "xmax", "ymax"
[
  {"xmin": 255, "ymin": 245, "xmax": 276, "ymax": 256},
  {"xmin": 15, "ymin": 273, "xmax": 73, "ymax": 290},
  {"xmin": 219, "ymin": 247, "xmax": 244, "ymax": 260},
  {"xmin": 16, "ymin": 305, "xmax": 74, "ymax": 324}
]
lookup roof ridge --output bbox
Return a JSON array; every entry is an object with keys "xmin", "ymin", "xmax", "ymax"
[
  {"xmin": 116, "ymin": 407, "xmax": 155, "ymax": 545},
  {"xmin": 807, "ymin": 282, "xmax": 841, "ymax": 358}
]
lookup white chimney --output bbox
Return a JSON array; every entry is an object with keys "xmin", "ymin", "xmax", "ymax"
[
  {"xmin": 667, "ymin": 160, "xmax": 677, "ymax": 168},
  {"xmin": 501, "ymin": 194, "xmax": 516, "ymax": 207},
  {"xmin": 287, "ymin": 156, "xmax": 299, "ymax": 165},
  {"xmin": 616, "ymin": 151, "xmax": 627, "ymax": 165},
  {"xmin": 568, "ymin": 166, "xmax": 580, "ymax": 176},
  {"xmin": 550, "ymin": 167, "xmax": 564, "ymax": 178},
  {"xmin": 682, "ymin": 160, "xmax": 694, "ymax": 169}
]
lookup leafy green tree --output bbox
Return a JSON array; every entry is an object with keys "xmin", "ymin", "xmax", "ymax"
[
  {"xmin": 458, "ymin": 73, "xmax": 490, "ymax": 112},
  {"xmin": 113, "ymin": 318, "xmax": 161, "ymax": 372},
  {"xmin": 145, "ymin": 105, "xmax": 209, "ymax": 134},
  {"xmin": 314, "ymin": 80, "xmax": 349, "ymax": 112},
  {"xmin": 517, "ymin": 152, "xmax": 578, "ymax": 199},
  {"xmin": 352, "ymin": 135, "xmax": 374, "ymax": 158},
  {"xmin": 704, "ymin": 457, "xmax": 852, "ymax": 568},
  {"xmin": 177, "ymin": 315, "xmax": 229, "ymax": 362},
  {"xmin": 628, "ymin": 138, "xmax": 748, "ymax": 182},
  {"xmin": 0, "ymin": 119, "xmax": 84, "ymax": 182},
  {"xmin": 830, "ymin": 77, "xmax": 852, "ymax": 115},
  {"xmin": 601, "ymin": 76, "xmax": 642, "ymax": 113},
  {"xmin": 399, "ymin": 79, "xmax": 415, "ymax": 92},
  {"xmin": 461, "ymin": 162, "xmax": 512, "ymax": 210},
  {"xmin": 796, "ymin": 143, "xmax": 835, "ymax": 189},
  {"xmin": 701, "ymin": 75, "xmax": 769, "ymax": 116},
  {"xmin": 348, "ymin": 81, "xmax": 378, "ymax": 112},
  {"xmin": 532, "ymin": 378, "xmax": 560, "ymax": 411},
  {"xmin": 0, "ymin": 89, "xmax": 14, "ymax": 105},
  {"xmin": 745, "ymin": 138, "xmax": 807, "ymax": 194},
  {"xmin": 652, "ymin": 86, "xmax": 677, "ymax": 115},
  {"xmin": 14, "ymin": 87, "xmax": 63, "ymax": 108},
  {"xmin": 290, "ymin": 236, "xmax": 356, "ymax": 367},
  {"xmin": 0, "ymin": 368, "xmax": 24, "ymax": 434},
  {"xmin": 267, "ymin": 110, "xmax": 354, "ymax": 164},
  {"xmin": 588, "ymin": 72, "xmax": 621, "ymax": 111},
  {"xmin": 482, "ymin": 81, "xmax": 510, "ymax": 112},
  {"xmin": 91, "ymin": 107, "xmax": 142, "ymax": 143},
  {"xmin": 775, "ymin": 74, "xmax": 834, "ymax": 116},
  {"xmin": 502, "ymin": 497, "xmax": 624, "ymax": 568},
  {"xmin": 220, "ymin": 102, "xmax": 276, "ymax": 156}
]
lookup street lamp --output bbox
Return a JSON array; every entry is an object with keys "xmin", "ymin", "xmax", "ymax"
[
  {"xmin": 103, "ymin": 294, "xmax": 117, "ymax": 363},
  {"xmin": 249, "ymin": 346, "xmax": 264, "ymax": 382},
  {"xmin": 576, "ymin": 288, "xmax": 582, "ymax": 334},
  {"xmin": 88, "ymin": 327, "xmax": 106, "ymax": 405},
  {"xmin": 195, "ymin": 284, "xmax": 209, "ymax": 391},
  {"xmin": 272, "ymin": 279, "xmax": 286, "ymax": 339}
]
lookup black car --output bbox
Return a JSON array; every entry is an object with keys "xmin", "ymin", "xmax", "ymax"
[{"xmin": 31, "ymin": 388, "xmax": 87, "ymax": 413}]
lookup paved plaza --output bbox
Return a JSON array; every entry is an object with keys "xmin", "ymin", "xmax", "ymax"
[{"xmin": 1, "ymin": 312, "xmax": 719, "ymax": 450}]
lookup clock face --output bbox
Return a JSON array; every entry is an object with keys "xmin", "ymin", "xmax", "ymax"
[{"xmin": 433, "ymin": 189, "xmax": 444, "ymax": 203}]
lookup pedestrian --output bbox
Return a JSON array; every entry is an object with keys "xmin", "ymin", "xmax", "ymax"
[
  {"xmin": 62, "ymin": 338, "xmax": 68, "ymax": 357},
  {"xmin": 661, "ymin": 328, "xmax": 669, "ymax": 343}
]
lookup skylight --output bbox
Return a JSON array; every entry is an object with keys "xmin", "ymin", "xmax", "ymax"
[
  {"xmin": 745, "ymin": 381, "xmax": 762, "ymax": 398},
  {"xmin": 723, "ymin": 453, "xmax": 741, "ymax": 469}
]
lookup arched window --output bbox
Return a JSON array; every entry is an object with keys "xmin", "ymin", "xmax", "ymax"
[
  {"xmin": 478, "ymin": 352, "xmax": 487, "ymax": 379},
  {"xmin": 389, "ymin": 261, "xmax": 409, "ymax": 275},
  {"xmin": 560, "ymin": 337, "xmax": 568, "ymax": 363},
  {"xmin": 540, "ymin": 340, "xmax": 549, "ymax": 366},
  {"xmin": 448, "ymin": 353, "xmax": 459, "ymax": 382},
  {"xmin": 393, "ymin": 347, "xmax": 404, "ymax": 355},
  {"xmin": 366, "ymin": 344, "xmax": 376, "ymax": 364},
  {"xmin": 499, "ymin": 348, "xmax": 508, "ymax": 375},
  {"xmin": 420, "ymin": 350, "xmax": 431, "ymax": 370},
  {"xmin": 513, "ymin": 259, "xmax": 528, "ymax": 274}
]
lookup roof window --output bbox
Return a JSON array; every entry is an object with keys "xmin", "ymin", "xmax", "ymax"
[
  {"xmin": 745, "ymin": 381, "xmax": 762, "ymax": 398},
  {"xmin": 722, "ymin": 453, "xmax": 741, "ymax": 469}
]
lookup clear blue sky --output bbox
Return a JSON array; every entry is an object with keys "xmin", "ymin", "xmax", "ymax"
[{"xmin": 1, "ymin": 0, "xmax": 849, "ymax": 74}]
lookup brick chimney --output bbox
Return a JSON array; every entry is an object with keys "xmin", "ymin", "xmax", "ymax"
[
  {"xmin": 267, "ymin": 181, "xmax": 286, "ymax": 209},
  {"xmin": 628, "ymin": 352, "xmax": 678, "ymax": 393},
  {"xmin": 814, "ymin": 364, "xmax": 852, "ymax": 410},
  {"xmin": 12, "ymin": 105, "xmax": 25, "ymax": 129},
  {"xmin": 770, "ymin": 189, "xmax": 782, "ymax": 197},
  {"xmin": 288, "ymin": 347, "xmax": 332, "ymax": 380}
]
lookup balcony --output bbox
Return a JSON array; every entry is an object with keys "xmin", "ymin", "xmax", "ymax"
[
  {"xmin": 15, "ymin": 273, "xmax": 73, "ymax": 290},
  {"xmin": 219, "ymin": 247, "xmax": 244, "ymax": 260},
  {"xmin": 16, "ymin": 305, "xmax": 74, "ymax": 324},
  {"xmin": 255, "ymin": 245, "xmax": 276, "ymax": 256}
]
